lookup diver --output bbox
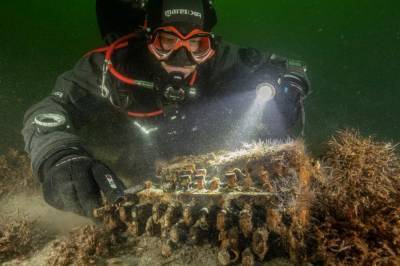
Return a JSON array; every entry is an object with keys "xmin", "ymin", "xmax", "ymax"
[{"xmin": 22, "ymin": 0, "xmax": 310, "ymax": 217}]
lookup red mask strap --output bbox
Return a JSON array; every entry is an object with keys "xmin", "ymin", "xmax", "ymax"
[{"xmin": 189, "ymin": 71, "xmax": 198, "ymax": 86}]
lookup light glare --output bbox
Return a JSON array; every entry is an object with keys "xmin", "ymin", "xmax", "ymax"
[{"xmin": 256, "ymin": 83, "xmax": 276, "ymax": 104}]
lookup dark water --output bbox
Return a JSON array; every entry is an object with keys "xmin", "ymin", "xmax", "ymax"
[{"xmin": 1, "ymin": 1, "xmax": 399, "ymax": 154}]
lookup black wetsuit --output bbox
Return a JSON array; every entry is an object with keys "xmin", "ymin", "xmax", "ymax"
[{"xmin": 22, "ymin": 34, "xmax": 310, "ymax": 180}]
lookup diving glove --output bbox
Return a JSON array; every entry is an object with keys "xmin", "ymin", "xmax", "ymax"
[{"xmin": 41, "ymin": 151, "xmax": 125, "ymax": 217}]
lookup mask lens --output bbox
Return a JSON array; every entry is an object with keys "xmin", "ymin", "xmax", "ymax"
[
  {"xmin": 150, "ymin": 27, "xmax": 214, "ymax": 63},
  {"xmin": 188, "ymin": 36, "xmax": 211, "ymax": 56},
  {"xmin": 159, "ymin": 32, "xmax": 179, "ymax": 51}
]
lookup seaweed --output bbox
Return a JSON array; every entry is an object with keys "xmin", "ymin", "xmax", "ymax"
[
  {"xmin": 310, "ymin": 130, "xmax": 400, "ymax": 265},
  {"xmin": 0, "ymin": 217, "xmax": 49, "ymax": 263},
  {"xmin": 0, "ymin": 149, "xmax": 39, "ymax": 199},
  {"xmin": 46, "ymin": 225, "xmax": 122, "ymax": 266},
  {"xmin": 1, "ymin": 130, "xmax": 399, "ymax": 265}
]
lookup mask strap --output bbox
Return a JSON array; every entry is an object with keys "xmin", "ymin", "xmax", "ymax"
[
  {"xmin": 89, "ymin": 33, "xmax": 163, "ymax": 118},
  {"xmin": 189, "ymin": 71, "xmax": 198, "ymax": 86}
]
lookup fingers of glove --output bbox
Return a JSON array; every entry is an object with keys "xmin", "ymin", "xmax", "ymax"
[
  {"xmin": 43, "ymin": 156, "xmax": 93, "ymax": 215},
  {"xmin": 91, "ymin": 163, "xmax": 126, "ymax": 204},
  {"xmin": 42, "ymin": 174, "xmax": 65, "ymax": 210},
  {"xmin": 57, "ymin": 158, "xmax": 102, "ymax": 217},
  {"xmin": 72, "ymin": 172, "xmax": 103, "ymax": 217},
  {"xmin": 80, "ymin": 195, "xmax": 102, "ymax": 218},
  {"xmin": 59, "ymin": 182, "xmax": 85, "ymax": 215},
  {"xmin": 42, "ymin": 174, "xmax": 83, "ymax": 215}
]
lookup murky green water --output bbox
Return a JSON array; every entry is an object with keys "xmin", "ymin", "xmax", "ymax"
[{"xmin": 1, "ymin": 1, "xmax": 399, "ymax": 154}]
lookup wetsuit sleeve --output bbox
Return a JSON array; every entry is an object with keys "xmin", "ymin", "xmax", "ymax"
[
  {"xmin": 21, "ymin": 53, "xmax": 107, "ymax": 178},
  {"xmin": 207, "ymin": 38, "xmax": 311, "ymax": 137},
  {"xmin": 209, "ymin": 38, "xmax": 310, "ymax": 94}
]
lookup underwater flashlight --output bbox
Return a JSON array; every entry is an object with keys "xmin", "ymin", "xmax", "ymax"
[{"xmin": 255, "ymin": 82, "xmax": 276, "ymax": 104}]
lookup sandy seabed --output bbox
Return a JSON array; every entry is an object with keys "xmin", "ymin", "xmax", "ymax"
[{"xmin": 1, "ymin": 130, "xmax": 399, "ymax": 266}]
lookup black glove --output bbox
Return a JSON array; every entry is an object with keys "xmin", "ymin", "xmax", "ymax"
[{"xmin": 41, "ymin": 152, "xmax": 125, "ymax": 217}]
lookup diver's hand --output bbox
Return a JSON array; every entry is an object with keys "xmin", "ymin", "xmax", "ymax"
[{"xmin": 41, "ymin": 154, "xmax": 125, "ymax": 217}]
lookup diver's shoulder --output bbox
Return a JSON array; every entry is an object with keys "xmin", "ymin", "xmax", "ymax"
[{"xmin": 212, "ymin": 36, "xmax": 239, "ymax": 51}]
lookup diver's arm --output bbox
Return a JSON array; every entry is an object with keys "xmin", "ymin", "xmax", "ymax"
[
  {"xmin": 209, "ymin": 38, "xmax": 310, "ymax": 94},
  {"xmin": 22, "ymin": 53, "xmax": 125, "ymax": 216},
  {"xmin": 22, "ymin": 53, "xmax": 105, "ymax": 178},
  {"xmin": 208, "ymin": 38, "xmax": 311, "ymax": 137}
]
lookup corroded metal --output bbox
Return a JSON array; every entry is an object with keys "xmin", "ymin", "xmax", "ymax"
[
  {"xmin": 94, "ymin": 169, "xmax": 277, "ymax": 264},
  {"xmin": 193, "ymin": 174, "xmax": 206, "ymax": 191},
  {"xmin": 239, "ymin": 206, "xmax": 253, "ymax": 238},
  {"xmin": 145, "ymin": 203, "xmax": 165, "ymax": 236},
  {"xmin": 209, "ymin": 177, "xmax": 220, "ymax": 191},
  {"xmin": 190, "ymin": 207, "xmax": 209, "ymax": 244},
  {"xmin": 223, "ymin": 172, "xmax": 238, "ymax": 191},
  {"xmin": 252, "ymin": 227, "xmax": 269, "ymax": 261},
  {"xmin": 242, "ymin": 247, "xmax": 255, "ymax": 266},
  {"xmin": 94, "ymin": 145, "xmax": 311, "ymax": 265}
]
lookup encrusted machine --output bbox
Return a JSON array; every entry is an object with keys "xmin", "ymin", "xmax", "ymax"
[{"xmin": 94, "ymin": 141, "xmax": 314, "ymax": 265}]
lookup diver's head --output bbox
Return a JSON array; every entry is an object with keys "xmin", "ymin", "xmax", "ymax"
[{"xmin": 146, "ymin": 0, "xmax": 217, "ymax": 78}]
